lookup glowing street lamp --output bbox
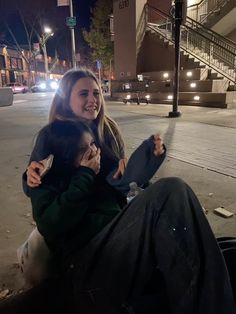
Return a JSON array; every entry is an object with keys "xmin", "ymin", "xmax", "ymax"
[{"xmin": 40, "ymin": 27, "xmax": 54, "ymax": 79}]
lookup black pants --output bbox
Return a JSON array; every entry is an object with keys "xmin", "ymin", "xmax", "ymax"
[{"xmin": 0, "ymin": 178, "xmax": 235, "ymax": 314}]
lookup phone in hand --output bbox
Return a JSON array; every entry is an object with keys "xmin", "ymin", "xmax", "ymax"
[{"xmin": 39, "ymin": 154, "xmax": 54, "ymax": 178}]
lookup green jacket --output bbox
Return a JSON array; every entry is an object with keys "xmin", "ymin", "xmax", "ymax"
[{"xmin": 30, "ymin": 166, "xmax": 125, "ymax": 269}]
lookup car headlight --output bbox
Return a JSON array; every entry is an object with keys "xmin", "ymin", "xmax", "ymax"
[
  {"xmin": 39, "ymin": 83, "xmax": 46, "ymax": 90},
  {"xmin": 145, "ymin": 94, "xmax": 150, "ymax": 99},
  {"xmin": 50, "ymin": 81, "xmax": 58, "ymax": 90},
  {"xmin": 126, "ymin": 94, "xmax": 131, "ymax": 99}
]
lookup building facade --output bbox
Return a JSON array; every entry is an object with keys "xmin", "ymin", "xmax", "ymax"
[{"xmin": 0, "ymin": 44, "xmax": 70, "ymax": 87}]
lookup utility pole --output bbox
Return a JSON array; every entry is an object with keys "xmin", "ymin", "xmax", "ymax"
[
  {"xmin": 168, "ymin": 0, "xmax": 187, "ymax": 118},
  {"xmin": 109, "ymin": 58, "xmax": 112, "ymax": 94},
  {"xmin": 57, "ymin": 0, "xmax": 77, "ymax": 69},
  {"xmin": 69, "ymin": 0, "xmax": 76, "ymax": 69}
]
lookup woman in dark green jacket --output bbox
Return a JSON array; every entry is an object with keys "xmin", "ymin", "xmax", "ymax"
[
  {"xmin": 0, "ymin": 68, "xmax": 235, "ymax": 314},
  {"xmin": 29, "ymin": 119, "xmax": 126, "ymax": 272}
]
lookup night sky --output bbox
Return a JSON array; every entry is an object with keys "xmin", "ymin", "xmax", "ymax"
[{"xmin": 0, "ymin": 0, "xmax": 97, "ymax": 59}]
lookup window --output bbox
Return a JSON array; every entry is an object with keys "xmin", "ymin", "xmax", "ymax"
[
  {"xmin": 10, "ymin": 57, "xmax": 23, "ymax": 70},
  {"xmin": 0, "ymin": 55, "xmax": 6, "ymax": 69}
]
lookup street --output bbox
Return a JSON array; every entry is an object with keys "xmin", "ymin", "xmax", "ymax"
[{"xmin": 0, "ymin": 92, "xmax": 236, "ymax": 291}]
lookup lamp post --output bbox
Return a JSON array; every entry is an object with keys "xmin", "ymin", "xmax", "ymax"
[
  {"xmin": 40, "ymin": 27, "xmax": 54, "ymax": 80},
  {"xmin": 168, "ymin": 0, "xmax": 187, "ymax": 118},
  {"xmin": 69, "ymin": 0, "xmax": 76, "ymax": 69}
]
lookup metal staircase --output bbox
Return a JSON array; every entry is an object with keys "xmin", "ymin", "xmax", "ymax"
[
  {"xmin": 111, "ymin": 2, "xmax": 236, "ymax": 107},
  {"xmin": 146, "ymin": 4, "xmax": 236, "ymax": 84},
  {"xmin": 187, "ymin": 0, "xmax": 232, "ymax": 25}
]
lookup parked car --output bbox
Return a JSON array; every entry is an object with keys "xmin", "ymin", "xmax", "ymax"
[
  {"xmin": 6, "ymin": 82, "xmax": 28, "ymax": 94},
  {"xmin": 31, "ymin": 80, "xmax": 59, "ymax": 93}
]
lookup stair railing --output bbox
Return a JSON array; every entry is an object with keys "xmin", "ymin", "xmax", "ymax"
[
  {"xmin": 146, "ymin": 4, "xmax": 236, "ymax": 83},
  {"xmin": 185, "ymin": 16, "xmax": 236, "ymax": 54},
  {"xmin": 187, "ymin": 0, "xmax": 208, "ymax": 22},
  {"xmin": 187, "ymin": 0, "xmax": 230, "ymax": 24}
]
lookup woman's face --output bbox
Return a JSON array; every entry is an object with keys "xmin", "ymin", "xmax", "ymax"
[
  {"xmin": 76, "ymin": 132, "xmax": 98, "ymax": 165},
  {"xmin": 69, "ymin": 77, "xmax": 102, "ymax": 121}
]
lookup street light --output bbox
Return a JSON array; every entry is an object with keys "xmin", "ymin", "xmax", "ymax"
[
  {"xmin": 40, "ymin": 27, "xmax": 54, "ymax": 80},
  {"xmin": 168, "ymin": 0, "xmax": 187, "ymax": 118}
]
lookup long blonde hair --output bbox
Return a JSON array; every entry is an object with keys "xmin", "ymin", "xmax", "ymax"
[{"xmin": 49, "ymin": 68, "xmax": 124, "ymax": 160}]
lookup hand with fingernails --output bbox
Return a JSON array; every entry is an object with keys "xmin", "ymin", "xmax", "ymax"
[
  {"xmin": 153, "ymin": 134, "xmax": 165, "ymax": 156},
  {"xmin": 113, "ymin": 158, "xmax": 128, "ymax": 179},
  {"xmin": 26, "ymin": 161, "xmax": 43, "ymax": 187},
  {"xmin": 76, "ymin": 148, "xmax": 101, "ymax": 174}
]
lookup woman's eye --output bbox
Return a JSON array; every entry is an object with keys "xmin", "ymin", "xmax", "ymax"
[
  {"xmin": 93, "ymin": 91, "xmax": 100, "ymax": 96},
  {"xmin": 80, "ymin": 92, "xmax": 88, "ymax": 97}
]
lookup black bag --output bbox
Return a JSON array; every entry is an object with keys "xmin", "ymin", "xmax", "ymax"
[{"xmin": 217, "ymin": 237, "xmax": 236, "ymax": 302}]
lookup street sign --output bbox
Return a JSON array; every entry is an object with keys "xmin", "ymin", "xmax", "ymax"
[
  {"xmin": 66, "ymin": 16, "xmax": 76, "ymax": 27},
  {"xmin": 96, "ymin": 60, "xmax": 101, "ymax": 70}
]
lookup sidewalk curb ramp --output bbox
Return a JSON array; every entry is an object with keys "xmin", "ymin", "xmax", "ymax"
[{"xmin": 0, "ymin": 88, "xmax": 13, "ymax": 107}]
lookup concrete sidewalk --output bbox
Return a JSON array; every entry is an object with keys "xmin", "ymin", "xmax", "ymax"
[
  {"xmin": 0, "ymin": 94, "xmax": 235, "ymax": 294},
  {"xmin": 106, "ymin": 100, "xmax": 236, "ymax": 237}
]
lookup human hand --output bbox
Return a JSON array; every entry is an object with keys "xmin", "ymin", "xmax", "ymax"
[
  {"xmin": 26, "ymin": 161, "xmax": 44, "ymax": 187},
  {"xmin": 113, "ymin": 157, "xmax": 128, "ymax": 179},
  {"xmin": 153, "ymin": 134, "xmax": 165, "ymax": 156},
  {"xmin": 79, "ymin": 148, "xmax": 101, "ymax": 174}
]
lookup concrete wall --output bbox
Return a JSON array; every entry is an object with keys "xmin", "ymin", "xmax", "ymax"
[
  {"xmin": 147, "ymin": 0, "xmax": 172, "ymax": 14},
  {"xmin": 147, "ymin": 0, "xmax": 172, "ymax": 24},
  {"xmin": 113, "ymin": 0, "xmax": 211, "ymax": 80},
  {"xmin": 114, "ymin": 0, "xmax": 137, "ymax": 80},
  {"xmin": 227, "ymin": 28, "xmax": 236, "ymax": 42},
  {"xmin": 137, "ymin": 32, "xmax": 201, "ymax": 73},
  {"xmin": 113, "ymin": 0, "xmax": 172, "ymax": 80}
]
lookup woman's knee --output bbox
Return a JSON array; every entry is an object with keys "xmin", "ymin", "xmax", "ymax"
[{"xmin": 151, "ymin": 177, "xmax": 188, "ymax": 196}]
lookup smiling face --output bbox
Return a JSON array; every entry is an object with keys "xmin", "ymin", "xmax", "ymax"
[{"xmin": 69, "ymin": 77, "xmax": 102, "ymax": 121}]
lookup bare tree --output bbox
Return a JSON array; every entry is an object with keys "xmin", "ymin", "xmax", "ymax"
[{"xmin": 3, "ymin": 6, "xmax": 56, "ymax": 86}]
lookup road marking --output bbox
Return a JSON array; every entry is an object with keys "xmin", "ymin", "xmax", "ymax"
[{"xmin": 13, "ymin": 100, "xmax": 27, "ymax": 104}]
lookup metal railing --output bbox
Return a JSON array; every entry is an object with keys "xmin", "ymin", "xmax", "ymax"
[
  {"xmin": 187, "ymin": 0, "xmax": 230, "ymax": 24},
  {"xmin": 185, "ymin": 16, "xmax": 236, "ymax": 55},
  {"xmin": 187, "ymin": 0, "xmax": 208, "ymax": 23},
  {"xmin": 146, "ymin": 4, "xmax": 236, "ymax": 83}
]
